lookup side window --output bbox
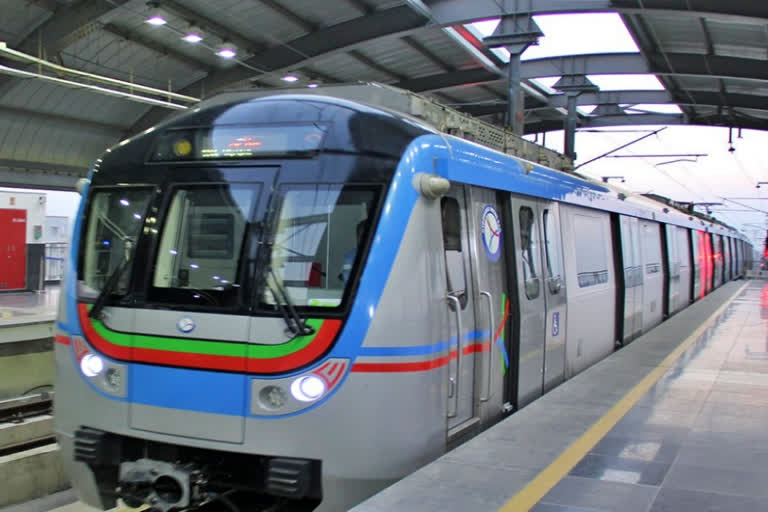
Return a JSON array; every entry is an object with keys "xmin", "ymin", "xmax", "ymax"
[
  {"xmin": 642, "ymin": 222, "xmax": 661, "ymax": 275},
  {"xmin": 519, "ymin": 206, "xmax": 540, "ymax": 299},
  {"xmin": 677, "ymin": 227, "xmax": 689, "ymax": 269},
  {"xmin": 441, "ymin": 197, "xmax": 467, "ymax": 308},
  {"xmin": 574, "ymin": 214, "xmax": 609, "ymax": 288},
  {"xmin": 542, "ymin": 209, "xmax": 563, "ymax": 292}
]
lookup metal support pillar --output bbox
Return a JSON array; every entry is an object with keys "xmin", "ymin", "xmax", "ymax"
[
  {"xmin": 565, "ymin": 93, "xmax": 578, "ymax": 161},
  {"xmin": 553, "ymin": 75, "xmax": 600, "ymax": 162},
  {"xmin": 507, "ymin": 53, "xmax": 525, "ymax": 135},
  {"xmin": 484, "ymin": 15, "xmax": 542, "ymax": 135}
]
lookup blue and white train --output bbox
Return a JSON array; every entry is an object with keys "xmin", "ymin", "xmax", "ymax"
[{"xmin": 55, "ymin": 87, "xmax": 751, "ymax": 512}]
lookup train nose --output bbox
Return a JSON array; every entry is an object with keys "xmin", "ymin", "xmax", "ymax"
[{"xmin": 118, "ymin": 459, "xmax": 195, "ymax": 512}]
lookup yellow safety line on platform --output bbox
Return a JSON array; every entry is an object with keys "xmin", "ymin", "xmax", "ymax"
[{"xmin": 499, "ymin": 282, "xmax": 748, "ymax": 512}]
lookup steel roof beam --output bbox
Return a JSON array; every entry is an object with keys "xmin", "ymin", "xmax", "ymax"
[
  {"xmin": 101, "ymin": 23, "xmax": 212, "ymax": 72},
  {"xmin": 258, "ymin": 0, "xmax": 318, "ymax": 32},
  {"xmin": 406, "ymin": 53, "xmax": 768, "ymax": 95},
  {"xmin": 344, "ymin": 0, "xmax": 374, "ymax": 15},
  {"xmin": 127, "ymin": 4, "xmax": 431, "ymax": 134},
  {"xmin": 461, "ymin": 90, "xmax": 768, "ymax": 117},
  {"xmin": 424, "ymin": 0, "xmax": 768, "ymax": 26}
]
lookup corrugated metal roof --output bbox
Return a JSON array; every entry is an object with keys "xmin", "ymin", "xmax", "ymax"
[
  {"xmin": 709, "ymin": 19, "xmax": 768, "ymax": 61},
  {"xmin": 180, "ymin": 0, "xmax": 308, "ymax": 48},
  {"xmin": 0, "ymin": 1, "xmax": 50, "ymax": 48},
  {"xmin": 278, "ymin": 0, "xmax": 362, "ymax": 28},
  {"xmin": 357, "ymin": 38, "xmax": 443, "ymax": 79},
  {"xmin": 0, "ymin": 79, "xmax": 148, "ymax": 128},
  {"xmin": 62, "ymin": 29, "xmax": 207, "ymax": 92},
  {"xmin": 408, "ymin": 29, "xmax": 481, "ymax": 71},
  {"xmin": 311, "ymin": 52, "xmax": 395, "ymax": 83},
  {"xmin": 0, "ymin": 114, "xmax": 116, "ymax": 169},
  {"xmin": 644, "ymin": 14, "xmax": 707, "ymax": 55}
]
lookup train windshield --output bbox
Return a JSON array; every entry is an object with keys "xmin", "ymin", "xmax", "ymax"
[
  {"xmin": 81, "ymin": 187, "xmax": 154, "ymax": 296},
  {"xmin": 261, "ymin": 184, "xmax": 378, "ymax": 309},
  {"xmin": 149, "ymin": 183, "xmax": 259, "ymax": 308}
]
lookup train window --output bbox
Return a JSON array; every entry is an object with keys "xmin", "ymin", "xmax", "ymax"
[
  {"xmin": 441, "ymin": 197, "xmax": 467, "ymax": 308},
  {"xmin": 150, "ymin": 184, "xmax": 258, "ymax": 307},
  {"xmin": 542, "ymin": 209, "xmax": 563, "ymax": 292},
  {"xmin": 81, "ymin": 187, "xmax": 154, "ymax": 296},
  {"xmin": 642, "ymin": 222, "xmax": 661, "ymax": 275},
  {"xmin": 573, "ymin": 214, "xmax": 609, "ymax": 288},
  {"xmin": 262, "ymin": 184, "xmax": 378, "ymax": 309},
  {"xmin": 519, "ymin": 206, "xmax": 540, "ymax": 299}
]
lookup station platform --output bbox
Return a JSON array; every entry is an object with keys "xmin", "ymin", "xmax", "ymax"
[
  {"xmin": 0, "ymin": 286, "xmax": 59, "ymax": 327},
  {"xmin": 0, "ymin": 287, "xmax": 58, "ymax": 399},
  {"xmin": 353, "ymin": 280, "xmax": 763, "ymax": 512},
  {"xmin": 5, "ymin": 280, "xmax": 765, "ymax": 512}
]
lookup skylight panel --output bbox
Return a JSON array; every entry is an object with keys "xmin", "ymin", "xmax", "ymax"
[
  {"xmin": 621, "ymin": 104, "xmax": 683, "ymax": 114},
  {"xmin": 588, "ymin": 74, "xmax": 665, "ymax": 91},
  {"xmin": 464, "ymin": 13, "xmax": 639, "ymax": 63}
]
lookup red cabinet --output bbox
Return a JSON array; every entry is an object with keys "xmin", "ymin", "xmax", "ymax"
[{"xmin": 0, "ymin": 208, "xmax": 26, "ymax": 290}]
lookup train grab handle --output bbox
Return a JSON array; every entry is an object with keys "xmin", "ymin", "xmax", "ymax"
[
  {"xmin": 446, "ymin": 294, "xmax": 462, "ymax": 418},
  {"xmin": 479, "ymin": 291, "xmax": 494, "ymax": 402}
]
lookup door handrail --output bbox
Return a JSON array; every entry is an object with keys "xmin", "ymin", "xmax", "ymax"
[
  {"xmin": 479, "ymin": 291, "xmax": 494, "ymax": 402},
  {"xmin": 446, "ymin": 294, "xmax": 462, "ymax": 418}
]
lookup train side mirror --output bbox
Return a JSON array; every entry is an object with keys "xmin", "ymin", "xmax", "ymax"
[{"xmin": 414, "ymin": 173, "xmax": 450, "ymax": 199}]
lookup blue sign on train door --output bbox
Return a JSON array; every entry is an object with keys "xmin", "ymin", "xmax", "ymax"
[{"xmin": 552, "ymin": 312, "xmax": 560, "ymax": 336}]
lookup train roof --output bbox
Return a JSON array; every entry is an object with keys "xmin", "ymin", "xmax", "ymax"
[
  {"xmin": 436, "ymin": 133, "xmax": 748, "ymax": 241},
  {"xmin": 107, "ymin": 86, "xmax": 747, "ymax": 242}
]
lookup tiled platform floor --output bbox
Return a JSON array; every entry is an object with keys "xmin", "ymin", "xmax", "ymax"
[
  {"xmin": 533, "ymin": 281, "xmax": 768, "ymax": 512},
  {"xmin": 353, "ymin": 280, "xmax": 757, "ymax": 512},
  {"xmin": 0, "ymin": 287, "xmax": 59, "ymax": 326}
]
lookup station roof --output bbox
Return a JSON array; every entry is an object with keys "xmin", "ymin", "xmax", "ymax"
[{"xmin": 0, "ymin": 0, "xmax": 766, "ymax": 189}]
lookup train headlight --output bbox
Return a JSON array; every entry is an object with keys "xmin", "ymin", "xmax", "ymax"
[
  {"xmin": 81, "ymin": 353, "xmax": 105, "ymax": 377},
  {"xmin": 291, "ymin": 375, "xmax": 326, "ymax": 402},
  {"xmin": 250, "ymin": 359, "xmax": 348, "ymax": 416}
]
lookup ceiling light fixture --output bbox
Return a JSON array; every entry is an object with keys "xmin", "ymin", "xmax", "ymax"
[
  {"xmin": 307, "ymin": 82, "xmax": 319, "ymax": 88},
  {"xmin": 215, "ymin": 43, "xmax": 237, "ymax": 59},
  {"xmin": 281, "ymin": 74, "xmax": 299, "ymax": 83},
  {"xmin": 145, "ymin": 2, "xmax": 168, "ymax": 26},
  {"xmin": 182, "ymin": 25, "xmax": 203, "ymax": 44}
]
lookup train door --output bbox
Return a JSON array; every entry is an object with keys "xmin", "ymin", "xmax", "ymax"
[
  {"xmin": 541, "ymin": 203, "xmax": 567, "ymax": 393},
  {"xmin": 664, "ymin": 224, "xmax": 679, "ymax": 315},
  {"xmin": 677, "ymin": 227, "xmax": 692, "ymax": 308},
  {"xmin": 724, "ymin": 237, "xmax": 732, "ymax": 281},
  {"xmin": 440, "ymin": 185, "xmax": 478, "ymax": 433},
  {"xmin": 509, "ymin": 195, "xmax": 547, "ymax": 408},
  {"xmin": 690, "ymin": 229, "xmax": 702, "ymax": 301},
  {"xmin": 640, "ymin": 220, "xmax": 663, "ymax": 331},
  {"xmin": 467, "ymin": 187, "xmax": 509, "ymax": 421},
  {"xmin": 619, "ymin": 216, "xmax": 642, "ymax": 343}
]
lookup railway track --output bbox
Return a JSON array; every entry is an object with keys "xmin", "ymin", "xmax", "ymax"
[{"xmin": 0, "ymin": 392, "xmax": 56, "ymax": 455}]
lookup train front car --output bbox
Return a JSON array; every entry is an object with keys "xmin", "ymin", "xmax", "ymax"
[{"xmin": 54, "ymin": 94, "xmax": 443, "ymax": 512}]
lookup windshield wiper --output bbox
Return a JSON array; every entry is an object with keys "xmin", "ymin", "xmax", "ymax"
[
  {"xmin": 265, "ymin": 268, "xmax": 315, "ymax": 336},
  {"xmin": 255, "ymin": 214, "xmax": 314, "ymax": 337},
  {"xmin": 89, "ymin": 240, "xmax": 135, "ymax": 320}
]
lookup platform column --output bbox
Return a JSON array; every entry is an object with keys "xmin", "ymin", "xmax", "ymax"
[{"xmin": 483, "ymin": 15, "xmax": 542, "ymax": 136}]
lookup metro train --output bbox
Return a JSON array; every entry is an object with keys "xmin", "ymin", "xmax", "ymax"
[{"xmin": 55, "ymin": 89, "xmax": 751, "ymax": 512}]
